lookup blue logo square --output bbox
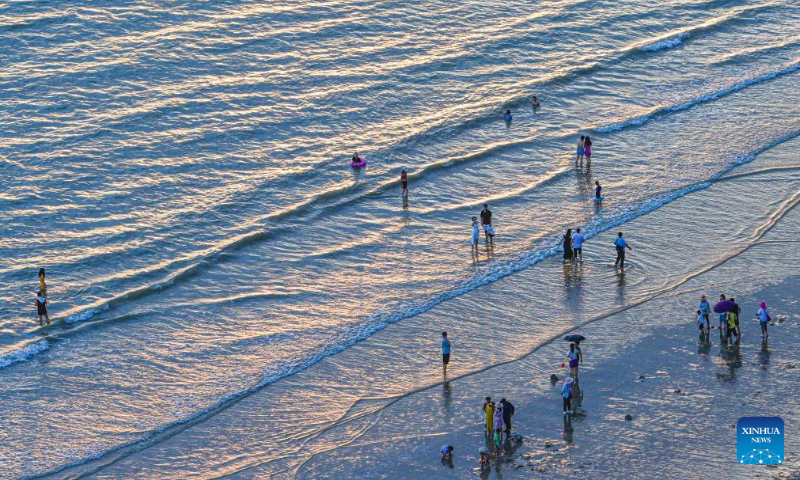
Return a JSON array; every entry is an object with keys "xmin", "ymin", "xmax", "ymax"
[{"xmin": 737, "ymin": 417, "xmax": 784, "ymax": 464}]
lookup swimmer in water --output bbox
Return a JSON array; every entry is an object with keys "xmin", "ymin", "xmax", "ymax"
[
  {"xmin": 576, "ymin": 136, "xmax": 585, "ymax": 164},
  {"xmin": 504, "ymin": 110, "xmax": 512, "ymax": 123},
  {"xmin": 532, "ymin": 96, "xmax": 541, "ymax": 109},
  {"xmin": 400, "ymin": 170, "xmax": 408, "ymax": 196},
  {"xmin": 595, "ymin": 181, "xmax": 602, "ymax": 200},
  {"xmin": 352, "ymin": 152, "xmax": 362, "ymax": 164}
]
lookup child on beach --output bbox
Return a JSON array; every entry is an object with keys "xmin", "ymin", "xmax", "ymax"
[
  {"xmin": 504, "ymin": 110, "xmax": 512, "ymax": 123},
  {"xmin": 698, "ymin": 295, "xmax": 710, "ymax": 330},
  {"xmin": 36, "ymin": 291, "xmax": 50, "ymax": 326},
  {"xmin": 562, "ymin": 377, "xmax": 574, "ymax": 414},
  {"xmin": 479, "ymin": 446, "xmax": 490, "ymax": 465},
  {"xmin": 756, "ymin": 301, "xmax": 770, "ymax": 338},
  {"xmin": 696, "ymin": 310, "xmax": 706, "ymax": 334},
  {"xmin": 440, "ymin": 445, "xmax": 454, "ymax": 460},
  {"xmin": 493, "ymin": 403, "xmax": 505, "ymax": 438},
  {"xmin": 471, "ymin": 216, "xmax": 480, "ymax": 248},
  {"xmin": 494, "ymin": 428, "xmax": 503, "ymax": 453}
]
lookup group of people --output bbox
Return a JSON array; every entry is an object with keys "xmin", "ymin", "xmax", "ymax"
[
  {"xmin": 560, "ymin": 341, "xmax": 583, "ymax": 414},
  {"xmin": 481, "ymin": 396, "xmax": 517, "ymax": 461},
  {"xmin": 696, "ymin": 294, "xmax": 773, "ymax": 341}
]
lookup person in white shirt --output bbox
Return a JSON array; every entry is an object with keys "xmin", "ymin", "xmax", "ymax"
[{"xmin": 572, "ymin": 228, "xmax": 585, "ymax": 260}]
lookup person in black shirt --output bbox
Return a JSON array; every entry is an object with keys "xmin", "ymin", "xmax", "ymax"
[
  {"xmin": 480, "ymin": 204, "xmax": 493, "ymax": 243},
  {"xmin": 500, "ymin": 398, "xmax": 515, "ymax": 435}
]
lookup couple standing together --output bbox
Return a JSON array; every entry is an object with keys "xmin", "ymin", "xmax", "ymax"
[
  {"xmin": 562, "ymin": 228, "xmax": 586, "ymax": 262},
  {"xmin": 576, "ymin": 136, "xmax": 592, "ymax": 164},
  {"xmin": 472, "ymin": 204, "xmax": 495, "ymax": 247}
]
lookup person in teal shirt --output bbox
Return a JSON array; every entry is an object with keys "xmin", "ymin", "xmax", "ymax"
[
  {"xmin": 441, "ymin": 331, "xmax": 451, "ymax": 377},
  {"xmin": 698, "ymin": 294, "xmax": 711, "ymax": 330},
  {"xmin": 613, "ymin": 232, "xmax": 632, "ymax": 270}
]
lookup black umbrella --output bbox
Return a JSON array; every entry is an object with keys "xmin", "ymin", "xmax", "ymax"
[{"xmin": 564, "ymin": 335, "xmax": 586, "ymax": 342}]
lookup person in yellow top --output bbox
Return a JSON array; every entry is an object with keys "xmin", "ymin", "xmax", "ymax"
[
  {"xmin": 483, "ymin": 397, "xmax": 494, "ymax": 434},
  {"xmin": 39, "ymin": 268, "xmax": 47, "ymax": 298}
]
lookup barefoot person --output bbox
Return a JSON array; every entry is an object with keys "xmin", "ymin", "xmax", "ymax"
[
  {"xmin": 441, "ymin": 331, "xmax": 451, "ymax": 377},
  {"xmin": 576, "ymin": 136, "xmax": 585, "ymax": 163},
  {"xmin": 613, "ymin": 232, "xmax": 631, "ymax": 270},
  {"xmin": 595, "ymin": 181, "xmax": 602, "ymax": 201},
  {"xmin": 36, "ymin": 291, "xmax": 50, "ymax": 326}
]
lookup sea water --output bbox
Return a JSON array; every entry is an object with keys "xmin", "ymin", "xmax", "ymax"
[{"xmin": 1, "ymin": 0, "xmax": 800, "ymax": 477}]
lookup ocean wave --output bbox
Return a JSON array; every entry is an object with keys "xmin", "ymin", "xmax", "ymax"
[
  {"xmin": 636, "ymin": 33, "xmax": 688, "ymax": 52},
  {"xmin": 596, "ymin": 58, "xmax": 800, "ymax": 133},
  {"xmin": 0, "ymin": 339, "xmax": 49, "ymax": 369}
]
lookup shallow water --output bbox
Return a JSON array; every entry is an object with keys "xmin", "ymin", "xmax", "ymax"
[{"xmin": 2, "ymin": 0, "xmax": 800, "ymax": 477}]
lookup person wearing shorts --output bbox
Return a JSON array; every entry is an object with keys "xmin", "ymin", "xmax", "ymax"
[
  {"xmin": 441, "ymin": 331, "xmax": 451, "ymax": 376},
  {"xmin": 400, "ymin": 170, "xmax": 408, "ymax": 196},
  {"xmin": 576, "ymin": 136, "xmax": 585, "ymax": 163}
]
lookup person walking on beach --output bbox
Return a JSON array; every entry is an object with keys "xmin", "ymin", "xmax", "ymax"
[
  {"xmin": 480, "ymin": 204, "xmax": 494, "ymax": 243},
  {"xmin": 572, "ymin": 228, "xmax": 585, "ymax": 260},
  {"xmin": 563, "ymin": 229, "xmax": 574, "ymax": 262},
  {"xmin": 562, "ymin": 377, "xmax": 574, "ymax": 414},
  {"xmin": 483, "ymin": 397, "xmax": 495, "ymax": 434},
  {"xmin": 699, "ymin": 295, "xmax": 711, "ymax": 331},
  {"xmin": 584, "ymin": 136, "xmax": 593, "ymax": 162},
  {"xmin": 613, "ymin": 232, "xmax": 631, "ymax": 270},
  {"xmin": 564, "ymin": 343, "xmax": 580, "ymax": 378},
  {"xmin": 400, "ymin": 170, "xmax": 408, "ymax": 196},
  {"xmin": 500, "ymin": 398, "xmax": 515, "ymax": 434},
  {"xmin": 576, "ymin": 136, "xmax": 585, "ymax": 163},
  {"xmin": 36, "ymin": 291, "xmax": 50, "ymax": 326},
  {"xmin": 756, "ymin": 301, "xmax": 770, "ymax": 338},
  {"xmin": 471, "ymin": 216, "xmax": 480, "ymax": 249},
  {"xmin": 441, "ymin": 331, "xmax": 451, "ymax": 377}
]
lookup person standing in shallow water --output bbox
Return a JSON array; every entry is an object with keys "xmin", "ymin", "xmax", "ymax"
[
  {"xmin": 38, "ymin": 268, "xmax": 47, "ymax": 298},
  {"xmin": 441, "ymin": 331, "xmax": 450, "ymax": 377},
  {"xmin": 36, "ymin": 291, "xmax": 50, "ymax": 326},
  {"xmin": 480, "ymin": 204, "xmax": 493, "ymax": 244},
  {"xmin": 563, "ymin": 228, "xmax": 574, "ymax": 262},
  {"xmin": 471, "ymin": 216, "xmax": 480, "ymax": 249},
  {"xmin": 504, "ymin": 110, "xmax": 512, "ymax": 123},
  {"xmin": 756, "ymin": 301, "xmax": 770, "ymax": 338},
  {"xmin": 400, "ymin": 170, "xmax": 408, "ymax": 196},
  {"xmin": 613, "ymin": 232, "xmax": 631, "ymax": 270},
  {"xmin": 584, "ymin": 136, "xmax": 593, "ymax": 163},
  {"xmin": 595, "ymin": 181, "xmax": 602, "ymax": 201},
  {"xmin": 576, "ymin": 136, "xmax": 585, "ymax": 163},
  {"xmin": 572, "ymin": 228, "xmax": 585, "ymax": 261}
]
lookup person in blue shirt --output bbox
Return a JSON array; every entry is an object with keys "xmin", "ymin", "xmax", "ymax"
[
  {"xmin": 504, "ymin": 110, "xmax": 512, "ymax": 123},
  {"xmin": 441, "ymin": 331, "xmax": 451, "ymax": 377},
  {"xmin": 613, "ymin": 232, "xmax": 632, "ymax": 270},
  {"xmin": 698, "ymin": 295, "xmax": 711, "ymax": 330}
]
